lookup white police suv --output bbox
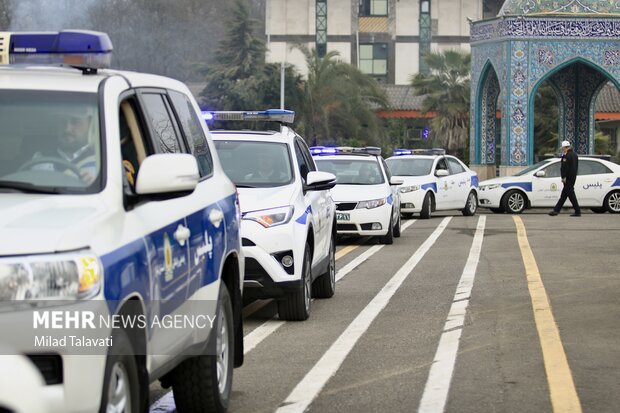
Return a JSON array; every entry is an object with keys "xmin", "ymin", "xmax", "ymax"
[
  {"xmin": 210, "ymin": 111, "xmax": 337, "ymax": 321},
  {"xmin": 0, "ymin": 31, "xmax": 244, "ymax": 413},
  {"xmin": 385, "ymin": 149, "xmax": 479, "ymax": 219},
  {"xmin": 478, "ymin": 156, "xmax": 620, "ymax": 214},
  {"xmin": 311, "ymin": 146, "xmax": 402, "ymax": 244}
]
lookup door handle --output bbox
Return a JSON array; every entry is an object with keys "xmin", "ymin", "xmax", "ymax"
[
  {"xmin": 174, "ymin": 224, "xmax": 191, "ymax": 246},
  {"xmin": 209, "ymin": 209, "xmax": 224, "ymax": 228}
]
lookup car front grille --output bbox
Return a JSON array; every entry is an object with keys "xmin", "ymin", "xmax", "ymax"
[{"xmin": 336, "ymin": 202, "xmax": 357, "ymax": 211}]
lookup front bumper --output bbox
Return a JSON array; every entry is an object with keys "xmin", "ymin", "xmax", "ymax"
[
  {"xmin": 399, "ymin": 190, "xmax": 426, "ymax": 213},
  {"xmin": 477, "ymin": 188, "xmax": 504, "ymax": 208},
  {"xmin": 241, "ymin": 219, "xmax": 306, "ymax": 299},
  {"xmin": 335, "ymin": 203, "xmax": 392, "ymax": 236}
]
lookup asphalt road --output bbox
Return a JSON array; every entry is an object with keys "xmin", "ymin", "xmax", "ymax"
[{"xmin": 150, "ymin": 209, "xmax": 620, "ymax": 413}]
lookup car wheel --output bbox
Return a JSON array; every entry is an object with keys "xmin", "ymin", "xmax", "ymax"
[
  {"xmin": 420, "ymin": 192, "xmax": 432, "ymax": 219},
  {"xmin": 278, "ymin": 244, "xmax": 312, "ymax": 321},
  {"xmin": 461, "ymin": 191, "xmax": 478, "ymax": 216},
  {"xmin": 590, "ymin": 207, "xmax": 606, "ymax": 213},
  {"xmin": 393, "ymin": 211, "xmax": 401, "ymax": 238},
  {"xmin": 501, "ymin": 190, "xmax": 526, "ymax": 214},
  {"xmin": 490, "ymin": 207, "xmax": 505, "ymax": 214},
  {"xmin": 99, "ymin": 329, "xmax": 141, "ymax": 413},
  {"xmin": 379, "ymin": 214, "xmax": 394, "ymax": 245},
  {"xmin": 312, "ymin": 235, "xmax": 336, "ymax": 299},
  {"xmin": 604, "ymin": 190, "xmax": 620, "ymax": 213},
  {"xmin": 172, "ymin": 284, "xmax": 234, "ymax": 413}
]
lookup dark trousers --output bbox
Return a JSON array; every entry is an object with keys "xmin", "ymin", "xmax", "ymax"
[{"xmin": 553, "ymin": 182, "xmax": 581, "ymax": 213}]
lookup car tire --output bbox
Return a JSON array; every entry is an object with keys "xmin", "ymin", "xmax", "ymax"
[
  {"xmin": 490, "ymin": 207, "xmax": 504, "ymax": 214},
  {"xmin": 312, "ymin": 235, "xmax": 336, "ymax": 299},
  {"xmin": 461, "ymin": 191, "xmax": 478, "ymax": 216},
  {"xmin": 590, "ymin": 207, "xmax": 606, "ymax": 213},
  {"xmin": 99, "ymin": 329, "xmax": 141, "ymax": 413},
  {"xmin": 501, "ymin": 190, "xmax": 526, "ymax": 214},
  {"xmin": 393, "ymin": 211, "xmax": 401, "ymax": 238},
  {"xmin": 604, "ymin": 190, "xmax": 620, "ymax": 213},
  {"xmin": 379, "ymin": 215, "xmax": 394, "ymax": 245},
  {"xmin": 172, "ymin": 284, "xmax": 234, "ymax": 413},
  {"xmin": 278, "ymin": 244, "xmax": 312, "ymax": 321},
  {"xmin": 419, "ymin": 192, "xmax": 432, "ymax": 219}
]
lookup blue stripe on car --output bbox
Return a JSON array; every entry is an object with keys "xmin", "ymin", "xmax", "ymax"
[
  {"xmin": 471, "ymin": 176, "xmax": 479, "ymax": 188},
  {"xmin": 421, "ymin": 182, "xmax": 437, "ymax": 192},
  {"xmin": 501, "ymin": 182, "xmax": 532, "ymax": 192},
  {"xmin": 387, "ymin": 194, "xmax": 393, "ymax": 205},
  {"xmin": 612, "ymin": 177, "xmax": 620, "ymax": 187},
  {"xmin": 296, "ymin": 205, "xmax": 312, "ymax": 224}
]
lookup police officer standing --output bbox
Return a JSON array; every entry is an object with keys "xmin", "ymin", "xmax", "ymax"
[{"xmin": 549, "ymin": 140, "xmax": 581, "ymax": 217}]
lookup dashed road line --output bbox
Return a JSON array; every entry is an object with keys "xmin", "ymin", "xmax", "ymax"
[
  {"xmin": 418, "ymin": 215, "xmax": 486, "ymax": 413},
  {"xmin": 513, "ymin": 216, "xmax": 582, "ymax": 413},
  {"xmin": 275, "ymin": 218, "xmax": 451, "ymax": 413}
]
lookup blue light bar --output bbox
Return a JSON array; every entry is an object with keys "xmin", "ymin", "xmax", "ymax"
[
  {"xmin": 393, "ymin": 148, "xmax": 446, "ymax": 156},
  {"xmin": 393, "ymin": 149, "xmax": 412, "ymax": 156},
  {"xmin": 1, "ymin": 30, "xmax": 113, "ymax": 69},
  {"xmin": 309, "ymin": 146, "xmax": 381, "ymax": 156},
  {"xmin": 202, "ymin": 109, "xmax": 295, "ymax": 124}
]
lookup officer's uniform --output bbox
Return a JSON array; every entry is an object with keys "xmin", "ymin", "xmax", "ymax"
[{"xmin": 551, "ymin": 143, "xmax": 581, "ymax": 216}]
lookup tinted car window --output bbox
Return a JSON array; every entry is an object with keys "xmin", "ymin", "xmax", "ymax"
[
  {"xmin": 169, "ymin": 91, "xmax": 213, "ymax": 177},
  {"xmin": 214, "ymin": 140, "xmax": 293, "ymax": 187},
  {"xmin": 447, "ymin": 157, "xmax": 466, "ymax": 174},
  {"xmin": 141, "ymin": 93, "xmax": 183, "ymax": 154},
  {"xmin": 579, "ymin": 160, "xmax": 612, "ymax": 175},
  {"xmin": 385, "ymin": 158, "xmax": 434, "ymax": 176},
  {"xmin": 542, "ymin": 162, "xmax": 561, "ymax": 178},
  {"xmin": 315, "ymin": 159, "xmax": 385, "ymax": 185}
]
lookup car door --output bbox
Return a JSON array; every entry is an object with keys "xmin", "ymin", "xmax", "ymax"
[
  {"xmin": 294, "ymin": 137, "xmax": 330, "ymax": 265},
  {"xmin": 575, "ymin": 159, "xmax": 614, "ymax": 206},
  {"xmin": 446, "ymin": 156, "xmax": 469, "ymax": 209},
  {"xmin": 433, "ymin": 157, "xmax": 451, "ymax": 209},
  {"xmin": 531, "ymin": 160, "xmax": 562, "ymax": 207}
]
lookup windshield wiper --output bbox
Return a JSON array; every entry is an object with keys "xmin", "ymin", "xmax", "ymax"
[{"xmin": 0, "ymin": 180, "xmax": 62, "ymax": 194}]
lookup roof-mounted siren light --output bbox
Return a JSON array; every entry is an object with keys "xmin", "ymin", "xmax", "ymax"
[
  {"xmin": 2, "ymin": 30, "xmax": 113, "ymax": 73},
  {"xmin": 393, "ymin": 149, "xmax": 413, "ymax": 156},
  {"xmin": 201, "ymin": 109, "xmax": 295, "ymax": 124}
]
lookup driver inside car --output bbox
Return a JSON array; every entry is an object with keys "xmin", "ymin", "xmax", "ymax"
[{"xmin": 28, "ymin": 108, "xmax": 98, "ymax": 185}]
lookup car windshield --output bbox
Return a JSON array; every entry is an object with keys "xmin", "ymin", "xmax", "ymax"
[
  {"xmin": 0, "ymin": 91, "xmax": 102, "ymax": 194},
  {"xmin": 385, "ymin": 158, "xmax": 434, "ymax": 176},
  {"xmin": 514, "ymin": 159, "xmax": 553, "ymax": 176},
  {"xmin": 315, "ymin": 158, "xmax": 384, "ymax": 185},
  {"xmin": 214, "ymin": 140, "xmax": 294, "ymax": 188}
]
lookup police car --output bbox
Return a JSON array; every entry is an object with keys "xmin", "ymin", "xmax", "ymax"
[
  {"xmin": 0, "ymin": 31, "xmax": 244, "ymax": 413},
  {"xmin": 385, "ymin": 149, "xmax": 479, "ymax": 219},
  {"xmin": 478, "ymin": 156, "xmax": 620, "ymax": 213},
  {"xmin": 209, "ymin": 111, "xmax": 337, "ymax": 321},
  {"xmin": 311, "ymin": 146, "xmax": 402, "ymax": 244}
]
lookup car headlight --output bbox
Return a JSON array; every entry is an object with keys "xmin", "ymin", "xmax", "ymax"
[
  {"xmin": 0, "ymin": 252, "xmax": 102, "ymax": 301},
  {"xmin": 243, "ymin": 206, "xmax": 294, "ymax": 228},
  {"xmin": 399, "ymin": 185, "xmax": 420, "ymax": 193},
  {"xmin": 480, "ymin": 184, "xmax": 501, "ymax": 191},
  {"xmin": 357, "ymin": 198, "xmax": 387, "ymax": 209}
]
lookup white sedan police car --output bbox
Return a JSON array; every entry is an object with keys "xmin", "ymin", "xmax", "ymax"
[
  {"xmin": 0, "ymin": 31, "xmax": 243, "ymax": 413},
  {"xmin": 211, "ymin": 110, "xmax": 337, "ymax": 321},
  {"xmin": 311, "ymin": 146, "xmax": 402, "ymax": 244},
  {"xmin": 478, "ymin": 156, "xmax": 620, "ymax": 213},
  {"xmin": 385, "ymin": 149, "xmax": 479, "ymax": 219}
]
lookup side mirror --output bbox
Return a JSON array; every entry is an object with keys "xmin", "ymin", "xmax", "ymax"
[
  {"xmin": 390, "ymin": 177, "xmax": 404, "ymax": 186},
  {"xmin": 435, "ymin": 169, "xmax": 449, "ymax": 177},
  {"xmin": 534, "ymin": 170, "xmax": 546, "ymax": 178},
  {"xmin": 305, "ymin": 171, "xmax": 336, "ymax": 191},
  {"xmin": 136, "ymin": 154, "xmax": 199, "ymax": 195}
]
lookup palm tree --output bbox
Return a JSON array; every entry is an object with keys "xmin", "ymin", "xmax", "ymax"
[
  {"xmin": 297, "ymin": 46, "xmax": 388, "ymax": 145},
  {"xmin": 411, "ymin": 50, "xmax": 471, "ymax": 155}
]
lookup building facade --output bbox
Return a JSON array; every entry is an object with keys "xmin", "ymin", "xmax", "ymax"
[{"xmin": 265, "ymin": 0, "xmax": 499, "ymax": 85}]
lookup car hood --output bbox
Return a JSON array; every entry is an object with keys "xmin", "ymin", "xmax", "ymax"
[
  {"xmin": 0, "ymin": 194, "xmax": 112, "ymax": 256},
  {"xmin": 331, "ymin": 184, "xmax": 390, "ymax": 202},
  {"xmin": 393, "ymin": 175, "xmax": 434, "ymax": 185},
  {"xmin": 238, "ymin": 185, "xmax": 296, "ymax": 213},
  {"xmin": 479, "ymin": 176, "xmax": 525, "ymax": 186}
]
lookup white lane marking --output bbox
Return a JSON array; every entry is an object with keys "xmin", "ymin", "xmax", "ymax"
[
  {"xmin": 244, "ymin": 319, "xmax": 286, "ymax": 355},
  {"xmin": 275, "ymin": 217, "xmax": 452, "ymax": 413},
  {"xmin": 418, "ymin": 215, "xmax": 486, "ymax": 413},
  {"xmin": 336, "ymin": 219, "xmax": 416, "ymax": 282},
  {"xmin": 242, "ymin": 219, "xmax": 418, "ymax": 355},
  {"xmin": 149, "ymin": 392, "xmax": 174, "ymax": 412}
]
